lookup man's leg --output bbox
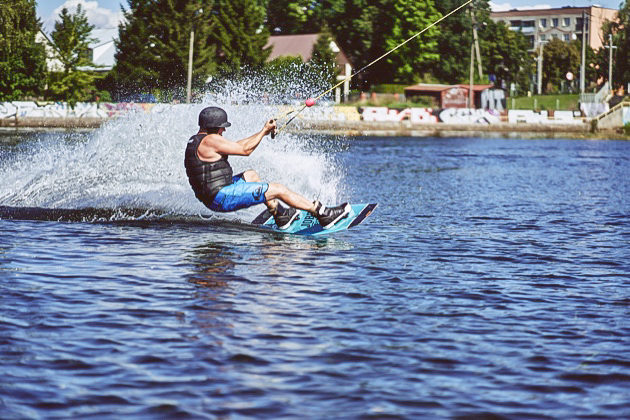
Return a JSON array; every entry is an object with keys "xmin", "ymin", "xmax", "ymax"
[
  {"xmin": 243, "ymin": 169, "xmax": 350, "ymax": 230},
  {"xmin": 265, "ymin": 183, "xmax": 316, "ymax": 213},
  {"xmin": 241, "ymin": 169, "xmax": 316, "ymax": 214}
]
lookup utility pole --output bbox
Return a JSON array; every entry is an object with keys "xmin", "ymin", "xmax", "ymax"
[
  {"xmin": 469, "ymin": 38, "xmax": 474, "ymax": 108},
  {"xmin": 580, "ymin": 10, "xmax": 587, "ymax": 94},
  {"xmin": 187, "ymin": 8, "xmax": 203, "ymax": 104},
  {"xmin": 537, "ymin": 41, "xmax": 546, "ymax": 95},
  {"xmin": 468, "ymin": 4, "xmax": 482, "ymax": 108},
  {"xmin": 471, "ymin": 11, "xmax": 482, "ymax": 78},
  {"xmin": 187, "ymin": 27, "xmax": 194, "ymax": 103},
  {"xmin": 604, "ymin": 34, "xmax": 617, "ymax": 95}
]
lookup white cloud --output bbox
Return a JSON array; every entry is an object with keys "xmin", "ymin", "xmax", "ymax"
[
  {"xmin": 489, "ymin": 2, "xmax": 513, "ymax": 12},
  {"xmin": 489, "ymin": 2, "xmax": 553, "ymax": 12},
  {"xmin": 43, "ymin": 0, "xmax": 123, "ymax": 33}
]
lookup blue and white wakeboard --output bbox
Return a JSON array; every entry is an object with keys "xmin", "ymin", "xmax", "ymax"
[{"xmin": 251, "ymin": 203, "xmax": 377, "ymax": 236}]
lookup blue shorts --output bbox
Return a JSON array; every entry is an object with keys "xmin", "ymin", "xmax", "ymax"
[{"xmin": 209, "ymin": 173, "xmax": 269, "ymax": 212}]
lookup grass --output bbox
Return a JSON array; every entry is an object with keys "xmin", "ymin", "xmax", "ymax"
[{"xmin": 509, "ymin": 94, "xmax": 580, "ymax": 111}]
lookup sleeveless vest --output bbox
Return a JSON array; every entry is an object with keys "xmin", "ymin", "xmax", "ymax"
[{"xmin": 184, "ymin": 134, "xmax": 233, "ymax": 206}]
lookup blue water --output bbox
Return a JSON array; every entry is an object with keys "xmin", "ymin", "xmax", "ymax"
[{"xmin": 1, "ymin": 128, "xmax": 629, "ymax": 418}]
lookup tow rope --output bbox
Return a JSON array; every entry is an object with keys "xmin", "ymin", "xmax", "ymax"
[{"xmin": 272, "ymin": 0, "xmax": 474, "ymax": 137}]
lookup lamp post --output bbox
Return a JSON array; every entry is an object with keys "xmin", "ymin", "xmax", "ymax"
[
  {"xmin": 604, "ymin": 34, "xmax": 617, "ymax": 95},
  {"xmin": 537, "ymin": 40, "xmax": 547, "ymax": 95},
  {"xmin": 187, "ymin": 8, "xmax": 203, "ymax": 104},
  {"xmin": 468, "ymin": 6, "xmax": 483, "ymax": 108},
  {"xmin": 580, "ymin": 11, "xmax": 587, "ymax": 94}
]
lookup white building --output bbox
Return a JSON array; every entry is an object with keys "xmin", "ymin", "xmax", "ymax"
[
  {"xmin": 90, "ymin": 28, "xmax": 117, "ymax": 71},
  {"xmin": 35, "ymin": 30, "xmax": 64, "ymax": 72},
  {"xmin": 35, "ymin": 28, "xmax": 117, "ymax": 73},
  {"xmin": 490, "ymin": 6, "xmax": 618, "ymax": 51}
]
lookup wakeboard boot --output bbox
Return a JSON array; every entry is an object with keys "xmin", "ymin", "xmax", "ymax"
[
  {"xmin": 273, "ymin": 204, "xmax": 299, "ymax": 230},
  {"xmin": 312, "ymin": 201, "xmax": 351, "ymax": 229}
]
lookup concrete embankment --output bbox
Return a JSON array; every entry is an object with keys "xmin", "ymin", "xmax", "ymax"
[
  {"xmin": 0, "ymin": 117, "xmax": 105, "ymax": 129},
  {"xmin": 1, "ymin": 116, "xmax": 625, "ymax": 139},
  {"xmin": 297, "ymin": 120, "xmax": 593, "ymax": 138}
]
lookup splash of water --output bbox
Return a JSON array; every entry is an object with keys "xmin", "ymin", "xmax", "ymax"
[{"xmin": 0, "ymin": 76, "xmax": 344, "ymax": 222}]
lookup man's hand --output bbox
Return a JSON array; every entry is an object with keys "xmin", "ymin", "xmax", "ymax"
[{"xmin": 264, "ymin": 119, "xmax": 277, "ymax": 137}]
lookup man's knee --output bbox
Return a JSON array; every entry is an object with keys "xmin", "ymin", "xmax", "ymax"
[
  {"xmin": 242, "ymin": 169, "xmax": 261, "ymax": 182},
  {"xmin": 267, "ymin": 182, "xmax": 288, "ymax": 197}
]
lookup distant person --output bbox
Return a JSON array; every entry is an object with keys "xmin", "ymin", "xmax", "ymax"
[{"xmin": 184, "ymin": 106, "xmax": 350, "ymax": 229}]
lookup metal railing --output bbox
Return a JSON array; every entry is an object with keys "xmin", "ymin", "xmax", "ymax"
[{"xmin": 594, "ymin": 100, "xmax": 630, "ymax": 122}]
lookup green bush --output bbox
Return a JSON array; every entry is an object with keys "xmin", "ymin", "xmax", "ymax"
[
  {"xmin": 624, "ymin": 122, "xmax": 630, "ymax": 136},
  {"xmin": 372, "ymin": 84, "xmax": 407, "ymax": 94}
]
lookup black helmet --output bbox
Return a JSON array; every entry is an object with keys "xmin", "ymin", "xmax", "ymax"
[{"xmin": 198, "ymin": 106, "xmax": 231, "ymax": 129}]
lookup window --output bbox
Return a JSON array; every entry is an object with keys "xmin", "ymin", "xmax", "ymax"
[
  {"xmin": 563, "ymin": 34, "xmax": 570, "ymax": 41},
  {"xmin": 540, "ymin": 34, "xmax": 547, "ymax": 41},
  {"xmin": 563, "ymin": 18, "xmax": 571, "ymax": 27},
  {"xmin": 540, "ymin": 18, "xmax": 547, "ymax": 28},
  {"xmin": 552, "ymin": 18, "xmax": 559, "ymax": 27},
  {"xmin": 552, "ymin": 34, "xmax": 559, "ymax": 39},
  {"xmin": 576, "ymin": 18, "xmax": 588, "ymax": 31}
]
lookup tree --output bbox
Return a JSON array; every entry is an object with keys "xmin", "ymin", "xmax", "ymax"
[
  {"xmin": 326, "ymin": 0, "xmax": 376, "ymax": 88},
  {"xmin": 482, "ymin": 20, "xmax": 533, "ymax": 95},
  {"xmin": 433, "ymin": 0, "xmax": 473, "ymax": 84},
  {"xmin": 326, "ymin": 0, "xmax": 441, "ymax": 86},
  {"xmin": 0, "ymin": 0, "xmax": 46, "ymax": 100},
  {"xmin": 600, "ymin": 1, "xmax": 630, "ymax": 92},
  {"xmin": 379, "ymin": 0, "xmax": 441, "ymax": 84},
  {"xmin": 539, "ymin": 38, "xmax": 580, "ymax": 93},
  {"xmin": 48, "ymin": 5, "xmax": 101, "ymax": 106},
  {"xmin": 111, "ymin": 0, "xmax": 218, "ymax": 99},
  {"xmin": 310, "ymin": 28, "xmax": 339, "ymax": 86},
  {"xmin": 266, "ymin": 0, "xmax": 323, "ymax": 34},
  {"xmin": 212, "ymin": 0, "xmax": 270, "ymax": 73}
]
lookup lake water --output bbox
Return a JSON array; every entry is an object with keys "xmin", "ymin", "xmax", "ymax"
[{"xmin": 1, "ymin": 111, "xmax": 629, "ymax": 418}]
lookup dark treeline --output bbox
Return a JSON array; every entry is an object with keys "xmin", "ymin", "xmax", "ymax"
[{"xmin": 1, "ymin": 0, "xmax": 628, "ymax": 102}]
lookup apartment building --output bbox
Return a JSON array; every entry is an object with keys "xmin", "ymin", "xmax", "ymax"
[{"xmin": 490, "ymin": 6, "xmax": 618, "ymax": 51}]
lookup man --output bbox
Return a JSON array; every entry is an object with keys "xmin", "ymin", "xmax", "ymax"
[{"xmin": 184, "ymin": 106, "xmax": 351, "ymax": 229}]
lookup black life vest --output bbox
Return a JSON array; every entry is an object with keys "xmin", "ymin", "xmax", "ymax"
[{"xmin": 184, "ymin": 134, "xmax": 233, "ymax": 206}]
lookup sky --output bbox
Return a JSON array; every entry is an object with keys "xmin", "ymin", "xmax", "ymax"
[{"xmin": 37, "ymin": 0, "xmax": 623, "ymax": 33}]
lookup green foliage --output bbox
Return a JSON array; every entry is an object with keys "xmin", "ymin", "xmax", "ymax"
[
  {"xmin": 624, "ymin": 122, "xmax": 630, "ymax": 136},
  {"xmin": 539, "ymin": 39, "xmax": 580, "ymax": 94},
  {"xmin": 326, "ymin": 0, "xmax": 441, "ymax": 86},
  {"xmin": 380, "ymin": 0, "xmax": 440, "ymax": 84},
  {"xmin": 266, "ymin": 0, "xmax": 327, "ymax": 34},
  {"xmin": 371, "ymin": 84, "xmax": 406, "ymax": 93},
  {"xmin": 510, "ymin": 94, "xmax": 579, "ymax": 111},
  {"xmin": 433, "ymin": 0, "xmax": 472, "ymax": 84},
  {"xmin": 482, "ymin": 20, "xmax": 533, "ymax": 95},
  {"xmin": 51, "ymin": 6, "xmax": 95, "ymax": 72},
  {"xmin": 48, "ymin": 70, "xmax": 101, "ymax": 107},
  {"xmin": 310, "ymin": 29, "xmax": 338, "ymax": 86},
  {"xmin": 325, "ymin": 0, "xmax": 375, "ymax": 88},
  {"xmin": 111, "ymin": 0, "xmax": 218, "ymax": 98},
  {"xmin": 599, "ymin": 1, "xmax": 630, "ymax": 91},
  {"xmin": 48, "ymin": 5, "xmax": 101, "ymax": 106},
  {"xmin": 434, "ymin": 1, "xmax": 532, "ymax": 94},
  {"xmin": 212, "ymin": 0, "xmax": 270, "ymax": 73},
  {"xmin": 0, "ymin": 0, "xmax": 46, "ymax": 100}
]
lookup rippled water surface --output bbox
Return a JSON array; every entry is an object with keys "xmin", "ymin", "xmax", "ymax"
[{"xmin": 1, "ymin": 131, "xmax": 629, "ymax": 418}]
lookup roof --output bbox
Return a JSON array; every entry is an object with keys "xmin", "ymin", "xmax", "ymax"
[
  {"xmin": 266, "ymin": 34, "xmax": 352, "ymax": 67},
  {"xmin": 404, "ymin": 84, "xmax": 454, "ymax": 93},
  {"xmin": 490, "ymin": 6, "xmax": 616, "ymax": 18},
  {"xmin": 405, "ymin": 83, "xmax": 495, "ymax": 93},
  {"xmin": 90, "ymin": 29, "xmax": 117, "ymax": 70}
]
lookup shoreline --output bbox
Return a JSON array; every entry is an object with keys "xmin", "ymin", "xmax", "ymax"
[{"xmin": 1, "ymin": 117, "xmax": 627, "ymax": 140}]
